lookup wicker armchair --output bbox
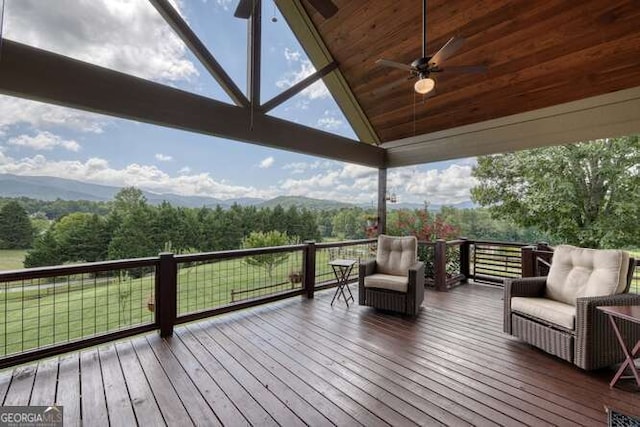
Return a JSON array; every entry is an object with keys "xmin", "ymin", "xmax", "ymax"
[
  {"xmin": 358, "ymin": 235, "xmax": 425, "ymax": 316},
  {"xmin": 504, "ymin": 245, "xmax": 640, "ymax": 370}
]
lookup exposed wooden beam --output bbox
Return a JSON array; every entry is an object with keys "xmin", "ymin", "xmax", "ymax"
[
  {"xmin": 276, "ymin": 0, "xmax": 379, "ymax": 145},
  {"xmin": 384, "ymin": 86, "xmax": 640, "ymax": 167},
  {"xmin": 0, "ymin": 41, "xmax": 384, "ymax": 167},
  {"xmin": 148, "ymin": 0, "xmax": 249, "ymax": 108},
  {"xmin": 260, "ymin": 61, "xmax": 338, "ymax": 113},
  {"xmin": 247, "ymin": 0, "xmax": 261, "ymax": 108}
]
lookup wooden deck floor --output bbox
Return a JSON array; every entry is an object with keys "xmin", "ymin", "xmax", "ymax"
[{"xmin": 1, "ymin": 284, "xmax": 639, "ymax": 426}]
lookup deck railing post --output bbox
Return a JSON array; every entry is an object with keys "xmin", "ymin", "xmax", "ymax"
[
  {"xmin": 459, "ymin": 237, "xmax": 470, "ymax": 283},
  {"xmin": 303, "ymin": 241, "xmax": 316, "ymax": 299},
  {"xmin": 434, "ymin": 239, "xmax": 447, "ymax": 291},
  {"xmin": 521, "ymin": 245, "xmax": 536, "ymax": 277},
  {"xmin": 157, "ymin": 252, "xmax": 177, "ymax": 337}
]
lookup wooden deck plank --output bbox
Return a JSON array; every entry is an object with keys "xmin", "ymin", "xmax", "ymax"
[
  {"xmin": 0, "ymin": 283, "xmax": 638, "ymax": 426},
  {"xmin": 295, "ymin": 293, "xmax": 601, "ymax": 425},
  {"xmin": 173, "ymin": 327, "xmax": 278, "ymax": 427},
  {"xmin": 56, "ymin": 353, "xmax": 81, "ymax": 427},
  {"xmin": 115, "ymin": 341, "xmax": 165, "ymax": 427},
  {"xmin": 259, "ymin": 306, "xmax": 499, "ymax": 426},
  {"xmin": 4, "ymin": 365, "xmax": 36, "ymax": 406},
  {"xmin": 257, "ymin": 305, "xmax": 533, "ymax": 426},
  {"xmin": 213, "ymin": 318, "xmax": 362, "ymax": 427},
  {"xmin": 145, "ymin": 334, "xmax": 221, "ymax": 426},
  {"xmin": 185, "ymin": 323, "xmax": 305, "ymax": 427},
  {"xmin": 130, "ymin": 336, "xmax": 193, "ymax": 426},
  {"xmin": 159, "ymin": 334, "xmax": 249, "ymax": 427},
  {"xmin": 239, "ymin": 313, "xmax": 450, "ymax": 427},
  {"xmin": 0, "ymin": 369, "xmax": 14, "ymax": 404},
  {"xmin": 220, "ymin": 319, "xmax": 386, "ymax": 427},
  {"xmin": 200, "ymin": 322, "xmax": 331, "ymax": 426},
  {"xmin": 80, "ymin": 349, "xmax": 109, "ymax": 426},
  {"xmin": 29, "ymin": 358, "xmax": 58, "ymax": 406},
  {"xmin": 98, "ymin": 345, "xmax": 137, "ymax": 427},
  {"xmin": 224, "ymin": 316, "xmax": 402, "ymax": 427}
]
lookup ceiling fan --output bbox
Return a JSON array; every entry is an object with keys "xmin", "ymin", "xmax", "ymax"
[
  {"xmin": 376, "ymin": 0, "xmax": 486, "ymax": 96},
  {"xmin": 234, "ymin": 0, "xmax": 338, "ymax": 19}
]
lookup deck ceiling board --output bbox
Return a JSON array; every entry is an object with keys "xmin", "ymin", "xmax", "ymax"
[{"xmin": 303, "ymin": 0, "xmax": 640, "ymax": 142}]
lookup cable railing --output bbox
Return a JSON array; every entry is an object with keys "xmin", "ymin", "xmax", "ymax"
[
  {"xmin": 314, "ymin": 239, "xmax": 377, "ymax": 289},
  {"xmin": 0, "ymin": 258, "xmax": 158, "ymax": 368}
]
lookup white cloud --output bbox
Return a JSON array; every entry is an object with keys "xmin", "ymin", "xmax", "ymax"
[
  {"xmin": 276, "ymin": 49, "xmax": 330, "ymax": 100},
  {"xmin": 259, "ymin": 156, "xmax": 275, "ymax": 169},
  {"xmin": 391, "ymin": 164, "xmax": 478, "ymax": 205},
  {"xmin": 155, "ymin": 153, "xmax": 173, "ymax": 162},
  {"xmin": 215, "ymin": 0, "xmax": 234, "ymax": 10},
  {"xmin": 0, "ymin": 96, "xmax": 106, "ymax": 134},
  {"xmin": 4, "ymin": 0, "xmax": 197, "ymax": 84},
  {"xmin": 178, "ymin": 166, "xmax": 192, "ymax": 174},
  {"xmin": 316, "ymin": 110, "xmax": 343, "ymax": 131},
  {"xmin": 0, "ymin": 153, "xmax": 277, "ymax": 200},
  {"xmin": 7, "ymin": 132, "xmax": 80, "ymax": 152}
]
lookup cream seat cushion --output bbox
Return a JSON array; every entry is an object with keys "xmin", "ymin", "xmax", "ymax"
[
  {"xmin": 376, "ymin": 234, "xmax": 418, "ymax": 277},
  {"xmin": 511, "ymin": 297, "xmax": 576, "ymax": 330},
  {"xmin": 364, "ymin": 274, "xmax": 408, "ymax": 293},
  {"xmin": 545, "ymin": 245, "xmax": 630, "ymax": 306}
]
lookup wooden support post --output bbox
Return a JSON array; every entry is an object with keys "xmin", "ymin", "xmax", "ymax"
[
  {"xmin": 157, "ymin": 252, "xmax": 177, "ymax": 337},
  {"xmin": 459, "ymin": 237, "xmax": 470, "ymax": 283},
  {"xmin": 521, "ymin": 245, "xmax": 536, "ymax": 278},
  {"xmin": 434, "ymin": 239, "xmax": 447, "ymax": 291},
  {"xmin": 303, "ymin": 241, "xmax": 316, "ymax": 299},
  {"xmin": 377, "ymin": 168, "xmax": 387, "ymax": 235}
]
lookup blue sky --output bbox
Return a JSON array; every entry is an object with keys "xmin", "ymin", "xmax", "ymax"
[{"xmin": 0, "ymin": 0, "xmax": 477, "ymax": 205}]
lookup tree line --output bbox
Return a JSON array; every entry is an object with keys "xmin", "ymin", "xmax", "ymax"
[{"xmin": 21, "ymin": 188, "xmax": 321, "ymax": 268}]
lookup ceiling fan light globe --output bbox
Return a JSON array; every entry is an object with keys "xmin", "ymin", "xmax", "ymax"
[{"xmin": 414, "ymin": 77, "xmax": 435, "ymax": 94}]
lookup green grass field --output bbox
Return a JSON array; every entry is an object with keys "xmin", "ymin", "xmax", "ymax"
[
  {"xmin": 0, "ymin": 250, "xmax": 27, "ymax": 271},
  {"xmin": 0, "ymin": 245, "xmax": 372, "ymax": 357}
]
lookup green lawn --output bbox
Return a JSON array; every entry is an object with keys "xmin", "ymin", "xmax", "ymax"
[{"xmin": 0, "ymin": 250, "xmax": 27, "ymax": 271}]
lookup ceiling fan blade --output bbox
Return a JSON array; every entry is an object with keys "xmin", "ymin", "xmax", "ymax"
[
  {"xmin": 234, "ymin": 0, "xmax": 253, "ymax": 19},
  {"xmin": 376, "ymin": 59, "xmax": 414, "ymax": 72},
  {"xmin": 306, "ymin": 0, "xmax": 338, "ymax": 19},
  {"xmin": 372, "ymin": 76, "xmax": 414, "ymax": 96},
  {"xmin": 430, "ymin": 35, "xmax": 466, "ymax": 67},
  {"xmin": 442, "ymin": 65, "xmax": 487, "ymax": 74}
]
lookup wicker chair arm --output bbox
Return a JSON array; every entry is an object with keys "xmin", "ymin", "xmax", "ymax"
[
  {"xmin": 358, "ymin": 259, "xmax": 376, "ymax": 305},
  {"xmin": 503, "ymin": 277, "xmax": 547, "ymax": 334},
  {"xmin": 575, "ymin": 292, "xmax": 640, "ymax": 370},
  {"xmin": 406, "ymin": 262, "xmax": 425, "ymax": 316}
]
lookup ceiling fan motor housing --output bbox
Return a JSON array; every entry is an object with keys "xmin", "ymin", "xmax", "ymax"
[{"xmin": 411, "ymin": 57, "xmax": 432, "ymax": 71}]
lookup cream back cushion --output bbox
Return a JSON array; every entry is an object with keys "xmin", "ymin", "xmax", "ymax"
[
  {"xmin": 376, "ymin": 235, "xmax": 418, "ymax": 277},
  {"xmin": 545, "ymin": 245, "xmax": 630, "ymax": 305}
]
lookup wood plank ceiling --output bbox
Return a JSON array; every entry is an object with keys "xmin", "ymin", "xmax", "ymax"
[{"xmin": 303, "ymin": 0, "xmax": 640, "ymax": 143}]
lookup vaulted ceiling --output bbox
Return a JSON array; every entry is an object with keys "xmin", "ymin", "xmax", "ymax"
[{"xmin": 299, "ymin": 0, "xmax": 640, "ymax": 142}]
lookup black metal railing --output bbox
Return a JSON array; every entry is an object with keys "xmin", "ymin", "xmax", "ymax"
[
  {"xmin": 1, "ymin": 237, "xmax": 636, "ymax": 368},
  {"xmin": 314, "ymin": 239, "xmax": 377, "ymax": 289},
  {"xmin": 471, "ymin": 240, "xmax": 529, "ymax": 285},
  {"xmin": 0, "ymin": 258, "xmax": 158, "ymax": 368}
]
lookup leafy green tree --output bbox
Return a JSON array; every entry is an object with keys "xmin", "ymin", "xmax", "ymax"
[
  {"xmin": 471, "ymin": 136, "xmax": 640, "ymax": 248},
  {"xmin": 53, "ymin": 213, "xmax": 110, "ymax": 262},
  {"xmin": 0, "ymin": 201, "xmax": 34, "ymax": 249},
  {"xmin": 241, "ymin": 230, "xmax": 295, "ymax": 281},
  {"xmin": 108, "ymin": 206, "xmax": 157, "ymax": 259}
]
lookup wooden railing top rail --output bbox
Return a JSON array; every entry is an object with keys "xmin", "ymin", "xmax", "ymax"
[
  {"xmin": 175, "ymin": 244, "xmax": 307, "ymax": 263},
  {"xmin": 316, "ymin": 238, "xmax": 376, "ymax": 249},
  {"xmin": 0, "ymin": 257, "xmax": 159, "ymax": 282},
  {"xmin": 472, "ymin": 239, "xmax": 530, "ymax": 247}
]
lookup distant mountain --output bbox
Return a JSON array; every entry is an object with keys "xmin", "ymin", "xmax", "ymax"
[
  {"xmin": 386, "ymin": 200, "xmax": 476, "ymax": 210},
  {"xmin": 257, "ymin": 196, "xmax": 355, "ymax": 210},
  {"xmin": 0, "ymin": 174, "xmax": 228, "ymax": 208},
  {"xmin": 226, "ymin": 197, "xmax": 266, "ymax": 206}
]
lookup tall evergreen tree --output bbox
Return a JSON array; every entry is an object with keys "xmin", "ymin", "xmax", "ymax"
[{"xmin": 0, "ymin": 201, "xmax": 34, "ymax": 249}]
